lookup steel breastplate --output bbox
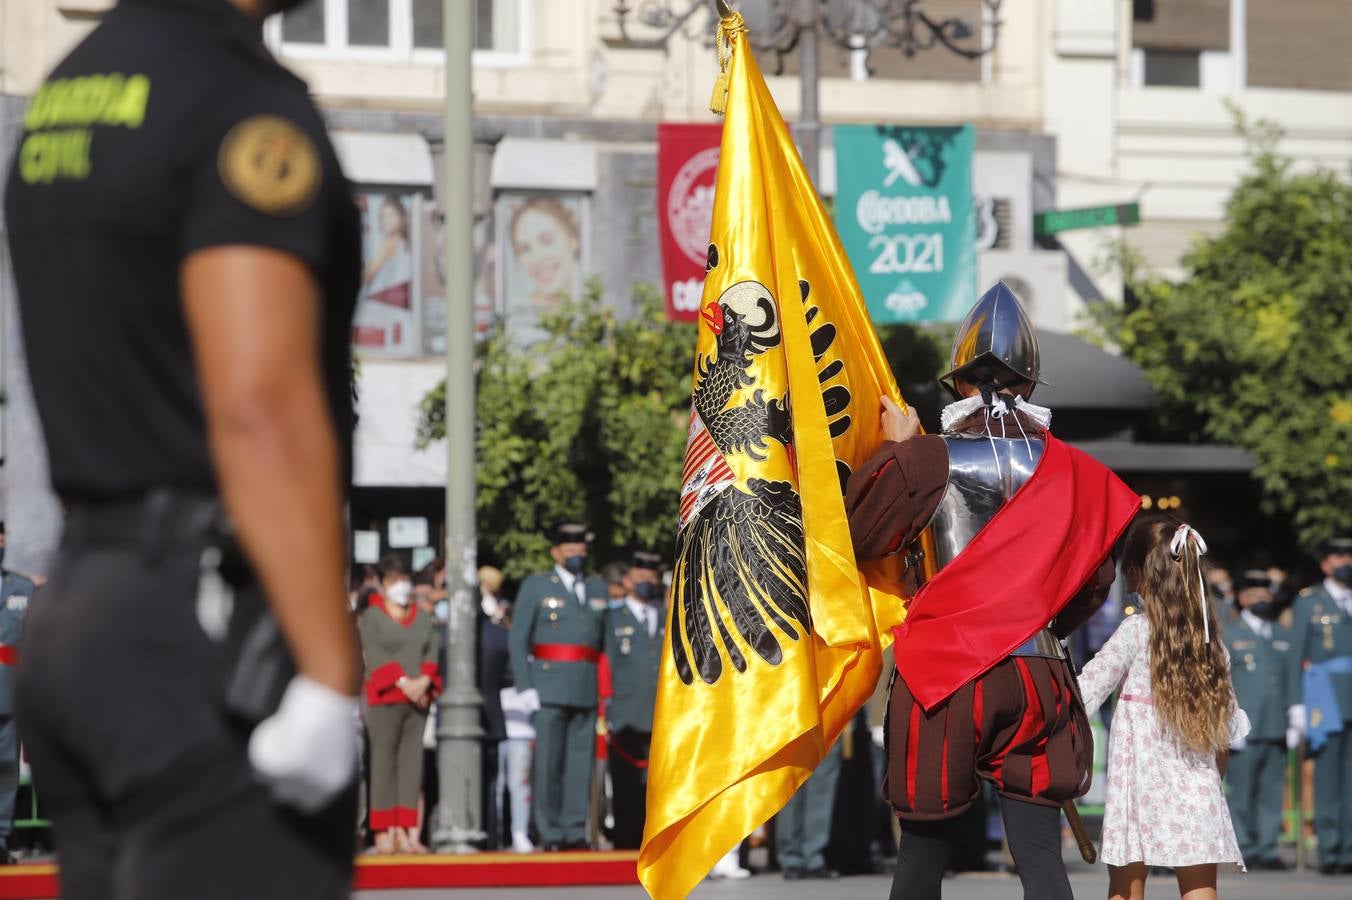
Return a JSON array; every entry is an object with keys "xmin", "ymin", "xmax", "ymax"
[
  {"xmin": 927, "ymin": 432, "xmax": 1062, "ymax": 659},
  {"xmin": 930, "ymin": 432, "xmax": 1045, "ymax": 571}
]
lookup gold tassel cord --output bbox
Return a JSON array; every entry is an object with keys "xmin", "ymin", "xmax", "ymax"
[{"xmin": 709, "ymin": 11, "xmax": 746, "ymax": 116}]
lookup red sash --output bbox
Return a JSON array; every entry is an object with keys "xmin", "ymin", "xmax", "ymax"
[
  {"xmin": 532, "ymin": 643, "xmax": 601, "ymax": 664},
  {"xmin": 893, "ymin": 434, "xmax": 1139, "ymax": 711}
]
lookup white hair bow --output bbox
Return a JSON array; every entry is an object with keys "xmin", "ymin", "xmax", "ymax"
[{"xmin": 1170, "ymin": 524, "xmax": 1211, "ymax": 644}]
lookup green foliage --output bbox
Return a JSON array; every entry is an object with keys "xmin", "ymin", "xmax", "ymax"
[
  {"xmin": 418, "ymin": 282, "xmax": 696, "ymax": 580},
  {"xmin": 1089, "ymin": 119, "xmax": 1352, "ymax": 547}
]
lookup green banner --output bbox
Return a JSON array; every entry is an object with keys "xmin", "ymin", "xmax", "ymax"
[{"xmin": 833, "ymin": 124, "xmax": 976, "ymax": 323}]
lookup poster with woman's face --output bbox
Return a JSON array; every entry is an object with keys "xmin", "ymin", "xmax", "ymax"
[
  {"xmin": 497, "ymin": 192, "xmax": 586, "ymax": 343},
  {"xmin": 353, "ymin": 192, "xmax": 417, "ymax": 356}
]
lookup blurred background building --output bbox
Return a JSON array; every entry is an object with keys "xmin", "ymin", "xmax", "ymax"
[{"xmin": 2, "ymin": 0, "xmax": 1350, "ymax": 571}]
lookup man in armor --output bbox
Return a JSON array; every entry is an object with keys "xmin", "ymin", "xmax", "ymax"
[{"xmin": 846, "ymin": 282, "xmax": 1140, "ymax": 900}]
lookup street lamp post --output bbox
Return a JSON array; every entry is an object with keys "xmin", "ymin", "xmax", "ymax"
[
  {"xmin": 608, "ymin": 0, "xmax": 1004, "ymax": 187},
  {"xmin": 431, "ymin": 0, "xmax": 487, "ymax": 854}
]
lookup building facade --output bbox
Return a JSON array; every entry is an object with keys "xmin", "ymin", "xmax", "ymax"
[{"xmin": 1, "ymin": 0, "xmax": 1348, "ymax": 570}]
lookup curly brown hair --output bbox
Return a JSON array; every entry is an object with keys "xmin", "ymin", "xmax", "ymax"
[{"xmin": 1122, "ymin": 515, "xmax": 1233, "ymax": 755}]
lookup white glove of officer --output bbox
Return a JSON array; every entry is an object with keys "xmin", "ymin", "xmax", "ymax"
[
  {"xmin": 248, "ymin": 675, "xmax": 359, "ymax": 813},
  {"xmin": 1287, "ymin": 704, "xmax": 1307, "ymax": 750},
  {"xmin": 1288, "ymin": 704, "xmax": 1307, "ymax": 733},
  {"xmin": 518, "ymin": 688, "xmax": 542, "ymax": 715}
]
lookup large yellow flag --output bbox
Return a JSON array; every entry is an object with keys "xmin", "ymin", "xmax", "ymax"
[{"xmin": 638, "ymin": 13, "xmax": 913, "ymax": 899}]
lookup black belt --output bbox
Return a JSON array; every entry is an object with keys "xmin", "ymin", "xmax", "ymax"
[{"xmin": 64, "ymin": 489, "xmax": 227, "ymax": 551}]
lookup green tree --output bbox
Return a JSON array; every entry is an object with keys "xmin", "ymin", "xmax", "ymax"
[
  {"xmin": 1091, "ymin": 121, "xmax": 1352, "ymax": 546},
  {"xmin": 417, "ymin": 282, "xmax": 696, "ymax": 580}
]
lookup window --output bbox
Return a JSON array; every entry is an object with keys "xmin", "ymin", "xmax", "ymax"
[
  {"xmin": 1143, "ymin": 49, "xmax": 1201, "ymax": 87},
  {"xmin": 281, "ymin": 0, "xmax": 325, "ymax": 43},
  {"xmin": 412, "ymin": 0, "xmax": 442, "ymax": 49},
  {"xmin": 272, "ymin": 0, "xmax": 527, "ymax": 61},
  {"xmin": 347, "ymin": 0, "xmax": 390, "ymax": 47},
  {"xmin": 1131, "ymin": 0, "xmax": 1228, "ymax": 89}
]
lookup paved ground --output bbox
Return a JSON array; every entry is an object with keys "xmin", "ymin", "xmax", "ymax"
[{"xmin": 356, "ymin": 867, "xmax": 1348, "ymax": 899}]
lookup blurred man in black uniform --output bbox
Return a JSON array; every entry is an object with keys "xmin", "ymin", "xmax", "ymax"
[{"xmin": 4, "ymin": 0, "xmax": 362, "ymax": 897}]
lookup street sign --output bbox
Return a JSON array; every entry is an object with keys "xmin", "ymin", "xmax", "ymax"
[{"xmin": 1034, "ymin": 202, "xmax": 1140, "ymax": 236}]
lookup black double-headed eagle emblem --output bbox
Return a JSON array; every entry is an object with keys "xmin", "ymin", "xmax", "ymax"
[{"xmin": 670, "ymin": 245, "xmax": 853, "ymax": 686}]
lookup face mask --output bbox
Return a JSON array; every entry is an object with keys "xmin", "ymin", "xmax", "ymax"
[
  {"xmin": 633, "ymin": 581, "xmax": 660, "ymax": 602},
  {"xmin": 563, "ymin": 555, "xmax": 586, "ymax": 576},
  {"xmin": 436, "ymin": 599, "xmax": 450, "ymax": 622},
  {"xmin": 385, "ymin": 581, "xmax": 413, "ymax": 607},
  {"xmin": 1334, "ymin": 564, "xmax": 1352, "ymax": 588},
  {"xmin": 1247, "ymin": 601, "xmax": 1278, "ymax": 620}
]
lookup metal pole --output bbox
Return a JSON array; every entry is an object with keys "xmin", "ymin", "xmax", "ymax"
[
  {"xmin": 433, "ymin": 0, "xmax": 486, "ymax": 854},
  {"xmin": 796, "ymin": 0, "xmax": 820, "ymax": 187}
]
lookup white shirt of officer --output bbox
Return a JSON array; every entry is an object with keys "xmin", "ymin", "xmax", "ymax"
[
  {"xmin": 625, "ymin": 596, "xmax": 659, "ymax": 639},
  {"xmin": 1325, "ymin": 576, "xmax": 1352, "ymax": 618},
  {"xmin": 554, "ymin": 564, "xmax": 586, "ymax": 605}
]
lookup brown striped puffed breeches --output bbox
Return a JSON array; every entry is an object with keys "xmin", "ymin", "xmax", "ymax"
[{"xmin": 883, "ymin": 655, "xmax": 1092, "ymax": 820}]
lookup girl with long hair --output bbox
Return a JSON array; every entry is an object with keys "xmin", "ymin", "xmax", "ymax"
[{"xmin": 1079, "ymin": 515, "xmax": 1249, "ymax": 899}]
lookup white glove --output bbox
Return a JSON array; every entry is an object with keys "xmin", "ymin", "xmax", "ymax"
[
  {"xmin": 1287, "ymin": 727, "xmax": 1302, "ymax": 750},
  {"xmin": 248, "ymin": 675, "xmax": 359, "ymax": 813},
  {"xmin": 518, "ymin": 688, "xmax": 541, "ymax": 714},
  {"xmin": 1229, "ymin": 736, "xmax": 1247, "ymax": 753},
  {"xmin": 1288, "ymin": 704, "xmax": 1307, "ymax": 734}
]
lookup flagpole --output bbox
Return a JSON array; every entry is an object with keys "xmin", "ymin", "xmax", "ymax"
[{"xmin": 433, "ymin": 0, "xmax": 486, "ymax": 854}]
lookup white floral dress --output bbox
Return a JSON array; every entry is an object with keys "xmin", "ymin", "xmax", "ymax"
[{"xmin": 1078, "ymin": 614, "xmax": 1249, "ymax": 870}]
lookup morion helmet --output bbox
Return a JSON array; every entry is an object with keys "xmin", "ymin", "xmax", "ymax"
[{"xmin": 939, "ymin": 281, "xmax": 1043, "ymax": 399}]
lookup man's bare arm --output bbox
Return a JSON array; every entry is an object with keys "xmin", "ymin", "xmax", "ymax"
[{"xmin": 181, "ymin": 246, "xmax": 358, "ymax": 695}]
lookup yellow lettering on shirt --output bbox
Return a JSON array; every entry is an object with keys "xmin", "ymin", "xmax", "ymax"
[
  {"xmin": 19, "ymin": 129, "xmax": 93, "ymax": 185},
  {"xmin": 25, "ymin": 73, "xmax": 151, "ymax": 130},
  {"xmin": 20, "ymin": 73, "xmax": 150, "ymax": 184}
]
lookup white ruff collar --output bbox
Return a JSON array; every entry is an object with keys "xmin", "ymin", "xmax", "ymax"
[{"xmin": 940, "ymin": 395, "xmax": 1052, "ymax": 433}]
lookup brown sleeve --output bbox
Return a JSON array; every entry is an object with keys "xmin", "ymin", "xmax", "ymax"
[
  {"xmin": 1051, "ymin": 555, "xmax": 1118, "ymax": 638},
  {"xmin": 845, "ymin": 435, "xmax": 948, "ymax": 562}
]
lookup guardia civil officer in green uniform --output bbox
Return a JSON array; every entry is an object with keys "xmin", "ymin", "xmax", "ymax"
[
  {"xmin": 5, "ymin": 0, "xmax": 362, "ymax": 896},
  {"xmin": 508, "ymin": 523, "xmax": 607, "ymax": 850},
  {"xmin": 1223, "ymin": 568, "xmax": 1297, "ymax": 870},
  {"xmin": 1289, "ymin": 537, "xmax": 1352, "ymax": 875},
  {"xmin": 602, "ymin": 551, "xmax": 665, "ymax": 850}
]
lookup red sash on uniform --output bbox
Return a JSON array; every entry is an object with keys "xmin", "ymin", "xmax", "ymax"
[
  {"xmin": 532, "ymin": 643, "xmax": 601, "ymax": 664},
  {"xmin": 893, "ymin": 434, "xmax": 1139, "ymax": 711}
]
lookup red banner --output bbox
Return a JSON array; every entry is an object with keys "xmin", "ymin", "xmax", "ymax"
[{"xmin": 657, "ymin": 123, "xmax": 723, "ymax": 322}]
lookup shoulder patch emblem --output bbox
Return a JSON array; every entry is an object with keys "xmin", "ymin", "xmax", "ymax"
[{"xmin": 218, "ymin": 115, "xmax": 320, "ymax": 216}]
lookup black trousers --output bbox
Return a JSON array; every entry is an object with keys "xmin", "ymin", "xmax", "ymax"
[
  {"xmin": 890, "ymin": 797, "xmax": 1070, "ymax": 900},
  {"xmin": 16, "ymin": 520, "xmax": 356, "ymax": 900},
  {"xmin": 608, "ymin": 727, "xmax": 651, "ymax": 850}
]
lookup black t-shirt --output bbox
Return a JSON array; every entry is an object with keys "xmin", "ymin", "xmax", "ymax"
[{"xmin": 4, "ymin": 0, "xmax": 360, "ymax": 500}]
